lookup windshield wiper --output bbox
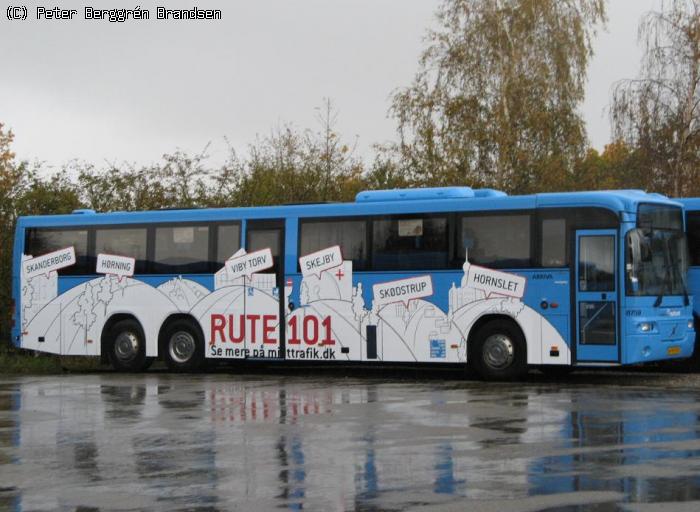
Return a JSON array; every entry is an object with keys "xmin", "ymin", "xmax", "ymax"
[
  {"xmin": 669, "ymin": 234, "xmax": 690, "ymax": 306},
  {"xmin": 654, "ymin": 240, "xmax": 673, "ymax": 308},
  {"xmin": 653, "ymin": 268, "xmax": 670, "ymax": 307}
]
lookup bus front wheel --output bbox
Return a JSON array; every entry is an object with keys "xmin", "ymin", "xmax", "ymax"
[
  {"xmin": 106, "ymin": 319, "xmax": 149, "ymax": 372},
  {"xmin": 470, "ymin": 319, "xmax": 527, "ymax": 381},
  {"xmin": 162, "ymin": 320, "xmax": 204, "ymax": 372}
]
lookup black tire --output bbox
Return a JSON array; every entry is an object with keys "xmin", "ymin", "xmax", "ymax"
[
  {"xmin": 470, "ymin": 319, "xmax": 527, "ymax": 381},
  {"xmin": 106, "ymin": 319, "xmax": 149, "ymax": 372},
  {"xmin": 162, "ymin": 319, "xmax": 204, "ymax": 372},
  {"xmin": 539, "ymin": 365, "xmax": 574, "ymax": 379}
]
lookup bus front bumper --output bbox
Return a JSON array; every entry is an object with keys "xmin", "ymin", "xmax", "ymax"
[{"xmin": 624, "ymin": 331, "xmax": 695, "ymax": 364}]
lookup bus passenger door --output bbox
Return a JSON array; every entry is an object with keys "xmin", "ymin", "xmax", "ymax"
[
  {"xmin": 574, "ymin": 230, "xmax": 619, "ymax": 363},
  {"xmin": 245, "ymin": 220, "xmax": 285, "ymax": 359}
]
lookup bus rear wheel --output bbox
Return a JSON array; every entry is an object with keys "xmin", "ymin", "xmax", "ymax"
[
  {"xmin": 470, "ymin": 319, "xmax": 527, "ymax": 381},
  {"xmin": 107, "ymin": 319, "xmax": 150, "ymax": 372},
  {"xmin": 162, "ymin": 320, "xmax": 204, "ymax": 372}
]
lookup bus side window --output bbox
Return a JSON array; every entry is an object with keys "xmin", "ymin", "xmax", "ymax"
[
  {"xmin": 460, "ymin": 214, "xmax": 531, "ymax": 268},
  {"xmin": 686, "ymin": 212, "xmax": 700, "ymax": 266},
  {"xmin": 153, "ymin": 225, "xmax": 210, "ymax": 274},
  {"xmin": 216, "ymin": 223, "xmax": 241, "ymax": 266},
  {"xmin": 372, "ymin": 216, "xmax": 448, "ymax": 271},
  {"xmin": 541, "ymin": 218, "xmax": 567, "ymax": 267},
  {"xmin": 24, "ymin": 228, "xmax": 90, "ymax": 275},
  {"xmin": 95, "ymin": 228, "xmax": 148, "ymax": 273},
  {"xmin": 299, "ymin": 220, "xmax": 368, "ymax": 270}
]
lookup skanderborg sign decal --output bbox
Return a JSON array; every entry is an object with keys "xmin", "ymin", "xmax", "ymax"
[{"xmin": 23, "ymin": 247, "xmax": 76, "ymax": 279}]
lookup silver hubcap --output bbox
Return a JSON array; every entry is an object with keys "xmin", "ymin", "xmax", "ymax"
[
  {"xmin": 114, "ymin": 331, "xmax": 139, "ymax": 362},
  {"xmin": 482, "ymin": 334, "xmax": 515, "ymax": 370},
  {"xmin": 169, "ymin": 331, "xmax": 195, "ymax": 364}
]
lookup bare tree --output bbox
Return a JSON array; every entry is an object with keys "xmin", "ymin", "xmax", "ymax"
[
  {"xmin": 314, "ymin": 98, "xmax": 359, "ymax": 201},
  {"xmin": 391, "ymin": 0, "xmax": 606, "ymax": 193},
  {"xmin": 611, "ymin": 0, "xmax": 700, "ymax": 196}
]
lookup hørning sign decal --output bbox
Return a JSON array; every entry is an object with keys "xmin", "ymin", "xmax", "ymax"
[{"xmin": 96, "ymin": 254, "xmax": 135, "ymax": 278}]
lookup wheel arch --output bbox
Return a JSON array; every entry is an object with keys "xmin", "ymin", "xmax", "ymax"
[
  {"xmin": 466, "ymin": 313, "xmax": 527, "ymax": 363},
  {"xmin": 100, "ymin": 313, "xmax": 146, "ymax": 364},
  {"xmin": 158, "ymin": 313, "xmax": 206, "ymax": 359}
]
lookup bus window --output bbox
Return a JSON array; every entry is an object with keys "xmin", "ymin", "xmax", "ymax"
[
  {"xmin": 541, "ymin": 218, "xmax": 567, "ymax": 267},
  {"xmin": 153, "ymin": 225, "xmax": 210, "ymax": 274},
  {"xmin": 216, "ymin": 223, "xmax": 241, "ymax": 265},
  {"xmin": 686, "ymin": 212, "xmax": 700, "ymax": 266},
  {"xmin": 95, "ymin": 227, "xmax": 148, "ymax": 273},
  {"xmin": 247, "ymin": 226, "xmax": 282, "ymax": 277},
  {"xmin": 300, "ymin": 220, "xmax": 367, "ymax": 270},
  {"xmin": 460, "ymin": 214, "xmax": 531, "ymax": 268},
  {"xmin": 24, "ymin": 228, "xmax": 90, "ymax": 275},
  {"xmin": 578, "ymin": 235, "xmax": 614, "ymax": 292},
  {"xmin": 372, "ymin": 216, "xmax": 448, "ymax": 271},
  {"xmin": 248, "ymin": 229, "xmax": 280, "ymax": 255}
]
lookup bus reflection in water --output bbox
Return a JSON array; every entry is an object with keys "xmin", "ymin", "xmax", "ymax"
[{"xmin": 2, "ymin": 380, "xmax": 700, "ymax": 508}]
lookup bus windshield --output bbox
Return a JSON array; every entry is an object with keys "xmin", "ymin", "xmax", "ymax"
[{"xmin": 626, "ymin": 205, "xmax": 688, "ymax": 299}]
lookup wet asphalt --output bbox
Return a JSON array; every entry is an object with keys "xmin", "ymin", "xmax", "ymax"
[{"xmin": 2, "ymin": 368, "xmax": 700, "ymax": 511}]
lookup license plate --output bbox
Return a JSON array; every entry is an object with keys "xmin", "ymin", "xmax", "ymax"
[{"xmin": 667, "ymin": 346, "xmax": 681, "ymax": 356}]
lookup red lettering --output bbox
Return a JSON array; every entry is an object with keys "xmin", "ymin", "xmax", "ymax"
[
  {"xmin": 210, "ymin": 314, "xmax": 226, "ymax": 345},
  {"xmin": 321, "ymin": 316, "xmax": 335, "ymax": 345},
  {"xmin": 228, "ymin": 314, "xmax": 245, "ymax": 343},
  {"xmin": 288, "ymin": 316, "xmax": 301, "ymax": 344},
  {"xmin": 263, "ymin": 315, "xmax": 276, "ymax": 344},
  {"xmin": 303, "ymin": 315, "xmax": 319, "ymax": 345},
  {"xmin": 248, "ymin": 314, "xmax": 260, "ymax": 343}
]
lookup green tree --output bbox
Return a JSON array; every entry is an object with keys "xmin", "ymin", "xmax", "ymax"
[
  {"xmin": 390, "ymin": 0, "xmax": 606, "ymax": 193},
  {"xmin": 0, "ymin": 124, "xmax": 25, "ymax": 346},
  {"xmin": 364, "ymin": 150, "xmax": 410, "ymax": 190},
  {"xmin": 568, "ymin": 140, "xmax": 640, "ymax": 191},
  {"xmin": 611, "ymin": 0, "xmax": 700, "ymax": 196},
  {"xmin": 15, "ymin": 169, "xmax": 82, "ymax": 216},
  {"xmin": 233, "ymin": 101, "xmax": 364, "ymax": 206},
  {"xmin": 75, "ymin": 151, "xmax": 208, "ymax": 212}
]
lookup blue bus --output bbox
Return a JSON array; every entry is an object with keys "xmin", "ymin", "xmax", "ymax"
[
  {"xmin": 674, "ymin": 198, "xmax": 700, "ymax": 363},
  {"xmin": 11, "ymin": 187, "xmax": 695, "ymax": 379}
]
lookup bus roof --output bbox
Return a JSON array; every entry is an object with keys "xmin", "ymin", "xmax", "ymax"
[
  {"xmin": 676, "ymin": 198, "xmax": 700, "ymax": 211},
  {"xmin": 16, "ymin": 188, "xmax": 681, "ymax": 228}
]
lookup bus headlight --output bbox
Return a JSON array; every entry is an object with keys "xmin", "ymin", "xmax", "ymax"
[
  {"xmin": 638, "ymin": 322, "xmax": 655, "ymax": 333},
  {"xmin": 689, "ymin": 320, "xmax": 695, "ymax": 330}
]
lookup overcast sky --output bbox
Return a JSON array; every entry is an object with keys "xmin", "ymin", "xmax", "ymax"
[{"xmin": 0, "ymin": 0, "xmax": 662, "ymax": 169}]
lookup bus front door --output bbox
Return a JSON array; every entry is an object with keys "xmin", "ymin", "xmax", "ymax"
[
  {"xmin": 245, "ymin": 220, "xmax": 285, "ymax": 359},
  {"xmin": 574, "ymin": 230, "xmax": 619, "ymax": 363}
]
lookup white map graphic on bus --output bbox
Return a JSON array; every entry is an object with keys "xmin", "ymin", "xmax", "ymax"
[
  {"xmin": 19, "ymin": 246, "xmax": 569, "ymax": 365},
  {"xmin": 157, "ymin": 277, "xmax": 209, "ymax": 310}
]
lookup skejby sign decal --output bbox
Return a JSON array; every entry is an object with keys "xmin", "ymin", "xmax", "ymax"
[
  {"xmin": 372, "ymin": 275, "xmax": 433, "ymax": 307},
  {"xmin": 23, "ymin": 247, "xmax": 76, "ymax": 278},
  {"xmin": 465, "ymin": 265, "xmax": 526, "ymax": 299},
  {"xmin": 225, "ymin": 248, "xmax": 273, "ymax": 279},
  {"xmin": 299, "ymin": 245, "xmax": 342, "ymax": 278},
  {"xmin": 96, "ymin": 254, "xmax": 135, "ymax": 278}
]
